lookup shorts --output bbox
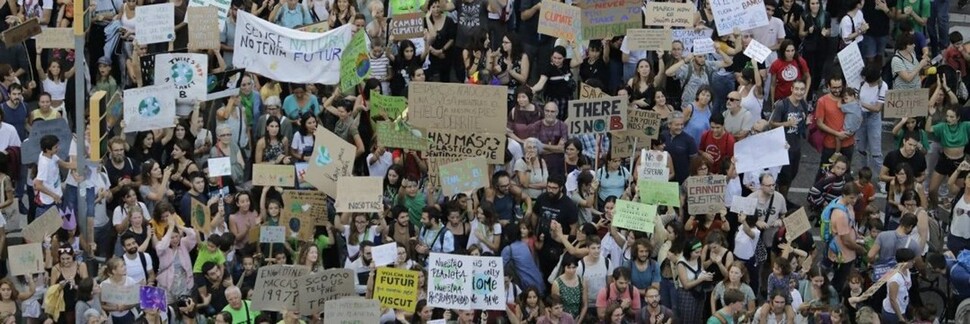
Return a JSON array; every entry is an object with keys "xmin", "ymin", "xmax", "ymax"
[{"xmin": 934, "ymin": 154, "xmax": 964, "ymax": 175}]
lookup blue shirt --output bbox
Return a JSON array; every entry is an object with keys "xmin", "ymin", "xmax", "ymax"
[
  {"xmin": 628, "ymin": 259, "xmax": 661, "ymax": 291},
  {"xmin": 502, "ymin": 241, "xmax": 546, "ymax": 295},
  {"xmin": 947, "ymin": 256, "xmax": 970, "ymax": 298},
  {"xmin": 276, "ymin": 4, "xmax": 313, "ymax": 29},
  {"xmin": 664, "ymin": 131, "xmax": 698, "ymax": 184},
  {"xmin": 282, "ymin": 94, "xmax": 320, "ymax": 120}
]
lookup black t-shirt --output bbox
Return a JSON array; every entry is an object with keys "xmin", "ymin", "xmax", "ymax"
[
  {"xmin": 517, "ymin": 0, "xmax": 540, "ymax": 45},
  {"xmin": 542, "ymin": 60, "xmax": 573, "ymax": 99},
  {"xmin": 455, "ymin": 0, "xmax": 487, "ymax": 49},
  {"xmin": 532, "ymin": 192, "xmax": 579, "ymax": 254},
  {"xmin": 883, "ymin": 149, "xmax": 928, "ymax": 178},
  {"xmin": 775, "ymin": 4, "xmax": 804, "ymax": 42},
  {"xmin": 580, "ymin": 58, "xmax": 609, "ymax": 85},
  {"xmin": 863, "ymin": 0, "xmax": 896, "ymax": 37},
  {"xmin": 104, "ymin": 157, "xmax": 141, "ymax": 211},
  {"xmin": 196, "ymin": 282, "xmax": 229, "ymax": 312},
  {"xmin": 426, "ymin": 16, "xmax": 457, "ymax": 51}
]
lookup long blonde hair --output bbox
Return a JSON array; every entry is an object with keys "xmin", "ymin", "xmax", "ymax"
[{"xmin": 99, "ymin": 258, "xmax": 125, "ymax": 281}]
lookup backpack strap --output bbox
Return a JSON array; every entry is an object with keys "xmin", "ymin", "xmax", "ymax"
[
  {"xmin": 138, "ymin": 252, "xmax": 149, "ymax": 280},
  {"xmin": 713, "ymin": 310, "xmax": 728, "ymax": 324}
]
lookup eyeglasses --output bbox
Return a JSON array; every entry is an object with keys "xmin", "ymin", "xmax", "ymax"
[
  {"xmin": 727, "ymin": 97, "xmax": 740, "ymax": 101},
  {"xmin": 219, "ymin": 133, "xmax": 232, "ymax": 137},
  {"xmin": 58, "ymin": 248, "xmax": 73, "ymax": 254},
  {"xmin": 544, "ymin": 110, "xmax": 557, "ymax": 113}
]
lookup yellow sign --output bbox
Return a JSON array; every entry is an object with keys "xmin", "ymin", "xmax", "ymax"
[{"xmin": 373, "ymin": 267, "xmax": 420, "ymax": 311}]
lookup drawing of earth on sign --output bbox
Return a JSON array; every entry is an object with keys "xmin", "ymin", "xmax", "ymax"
[
  {"xmin": 169, "ymin": 62, "xmax": 195, "ymax": 87},
  {"xmin": 315, "ymin": 146, "xmax": 332, "ymax": 166},
  {"xmin": 355, "ymin": 53, "xmax": 370, "ymax": 77},
  {"xmin": 138, "ymin": 97, "xmax": 162, "ymax": 117},
  {"xmin": 288, "ymin": 215, "xmax": 301, "ymax": 235}
]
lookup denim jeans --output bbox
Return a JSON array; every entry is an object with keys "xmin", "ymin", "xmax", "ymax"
[
  {"xmin": 855, "ymin": 111, "xmax": 884, "ymax": 181},
  {"xmin": 929, "ymin": 0, "xmax": 951, "ymax": 54},
  {"xmin": 860, "ymin": 35, "xmax": 890, "ymax": 60},
  {"xmin": 710, "ymin": 73, "xmax": 736, "ymax": 117}
]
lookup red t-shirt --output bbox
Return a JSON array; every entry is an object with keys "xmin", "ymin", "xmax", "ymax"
[
  {"xmin": 699, "ymin": 130, "xmax": 736, "ymax": 174},
  {"xmin": 769, "ymin": 57, "xmax": 809, "ymax": 99},
  {"xmin": 815, "ymin": 94, "xmax": 855, "ymax": 148}
]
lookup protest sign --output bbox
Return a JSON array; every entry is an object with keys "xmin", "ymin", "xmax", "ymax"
[
  {"xmin": 579, "ymin": 0, "xmax": 642, "ymax": 39},
  {"xmin": 838, "ymin": 43, "xmax": 865, "ymax": 90},
  {"xmin": 372, "ymin": 242, "xmax": 398, "ymax": 267},
  {"xmin": 140, "ymin": 286, "xmax": 167, "ymax": 310},
  {"xmin": 860, "ymin": 264, "xmax": 903, "ymax": 299},
  {"xmin": 260, "ymin": 226, "xmax": 286, "ymax": 243},
  {"xmin": 673, "ymin": 28, "xmax": 714, "ymax": 54},
  {"xmin": 206, "ymin": 68, "xmax": 244, "ymax": 100},
  {"xmin": 710, "ymin": 0, "xmax": 769, "ymax": 34},
  {"xmin": 135, "ymin": 3, "xmax": 175, "ymax": 44},
  {"xmin": 253, "ymin": 164, "xmax": 295, "ymax": 187},
  {"xmin": 282, "ymin": 190, "xmax": 328, "ymax": 240},
  {"xmin": 685, "ymin": 175, "xmax": 727, "ymax": 215},
  {"xmin": 638, "ymin": 180, "xmax": 680, "ymax": 206},
  {"xmin": 625, "ymin": 29, "xmax": 673, "ymax": 51},
  {"xmin": 35, "ymin": 28, "xmax": 73, "ymax": 49},
  {"xmin": 252, "ymin": 265, "xmax": 311, "ymax": 311},
  {"xmin": 155, "ymin": 53, "xmax": 208, "ymax": 101},
  {"xmin": 613, "ymin": 200, "xmax": 656, "ymax": 232},
  {"xmin": 188, "ymin": 6, "xmax": 220, "ymax": 50},
  {"xmin": 784, "ymin": 208, "xmax": 811, "ymax": 241},
  {"xmin": 340, "ymin": 30, "xmax": 370, "ymax": 93},
  {"xmin": 580, "ymin": 82, "xmax": 606, "ymax": 99},
  {"xmin": 568, "ymin": 96, "xmax": 629, "ymax": 135},
  {"xmin": 101, "ymin": 283, "xmax": 140, "ymax": 305},
  {"xmin": 370, "ymin": 90, "xmax": 407, "ymax": 119},
  {"xmin": 190, "ymin": 199, "xmax": 211, "ymax": 236},
  {"xmin": 693, "ymin": 38, "xmax": 716, "ymax": 55},
  {"xmin": 189, "ymin": 0, "xmax": 231, "ymax": 31},
  {"xmin": 427, "ymin": 156, "xmax": 463, "ymax": 190},
  {"xmin": 374, "ymin": 267, "xmax": 420, "ymax": 311},
  {"xmin": 7, "ymin": 243, "xmax": 44, "ymax": 276},
  {"xmin": 124, "ymin": 84, "xmax": 176, "ymax": 133},
  {"xmin": 233, "ymin": 11, "xmax": 354, "ymax": 84},
  {"xmin": 20, "ymin": 118, "xmax": 72, "ymax": 164},
  {"xmin": 610, "ymin": 133, "xmax": 637, "ymax": 158},
  {"xmin": 427, "ymin": 254, "xmax": 505, "ymax": 310},
  {"xmin": 538, "ymin": 1, "xmax": 581, "ymax": 42},
  {"xmin": 743, "ymin": 39, "xmax": 771, "ymax": 64},
  {"xmin": 335, "ymin": 177, "xmax": 383, "ymax": 213},
  {"xmin": 638, "ymin": 150, "xmax": 669, "ymax": 182},
  {"xmin": 325, "ymin": 298, "xmax": 381, "ymax": 323},
  {"xmin": 23, "ymin": 208, "xmax": 63, "ymax": 243},
  {"xmin": 427, "ymin": 129, "xmax": 505, "ymax": 164},
  {"xmin": 1, "ymin": 18, "xmax": 41, "ymax": 45},
  {"xmin": 409, "ymin": 82, "xmax": 507, "ymax": 133},
  {"xmin": 302, "ymin": 21, "xmax": 330, "ymax": 33},
  {"xmin": 207, "ymin": 157, "xmax": 232, "ymax": 177},
  {"xmin": 375, "ymin": 122, "xmax": 429, "ymax": 151},
  {"xmin": 884, "ymin": 89, "xmax": 930, "ymax": 118},
  {"xmin": 643, "ymin": 2, "xmax": 693, "ymax": 27},
  {"xmin": 297, "ymin": 269, "xmax": 355, "ymax": 315},
  {"xmin": 438, "ymin": 157, "xmax": 488, "ymax": 196},
  {"xmin": 390, "ymin": 13, "xmax": 424, "ymax": 39},
  {"xmin": 730, "ymin": 196, "xmax": 758, "ymax": 215},
  {"xmin": 734, "ymin": 127, "xmax": 789, "ymax": 174},
  {"xmin": 305, "ymin": 127, "xmax": 356, "ymax": 196},
  {"xmin": 104, "ymin": 90, "xmax": 124, "ymax": 128},
  {"xmin": 627, "ymin": 109, "xmax": 661, "ymax": 142}
]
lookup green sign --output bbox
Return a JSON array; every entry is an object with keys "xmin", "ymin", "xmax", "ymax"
[
  {"xmin": 375, "ymin": 122, "xmax": 429, "ymax": 151},
  {"xmin": 638, "ymin": 180, "xmax": 680, "ymax": 207},
  {"xmin": 371, "ymin": 90, "xmax": 407, "ymax": 119},
  {"xmin": 612, "ymin": 199, "xmax": 656, "ymax": 233},
  {"xmin": 339, "ymin": 30, "xmax": 371, "ymax": 93}
]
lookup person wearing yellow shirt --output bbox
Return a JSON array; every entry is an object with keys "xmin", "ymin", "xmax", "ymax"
[{"xmin": 149, "ymin": 201, "xmax": 186, "ymax": 239}]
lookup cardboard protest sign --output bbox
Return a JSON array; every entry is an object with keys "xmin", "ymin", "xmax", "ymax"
[
  {"xmin": 124, "ymin": 84, "xmax": 176, "ymax": 133},
  {"xmin": 427, "ymin": 253, "xmax": 505, "ymax": 310},
  {"xmin": 1, "ymin": 18, "xmax": 41, "ymax": 45},
  {"xmin": 673, "ymin": 28, "xmax": 713, "ymax": 54},
  {"xmin": 297, "ymin": 269, "xmax": 355, "ymax": 315},
  {"xmin": 743, "ymin": 39, "xmax": 771, "ymax": 64},
  {"xmin": 325, "ymin": 298, "xmax": 381, "ymax": 323},
  {"xmin": 390, "ymin": 13, "xmax": 424, "ymax": 39},
  {"xmin": 206, "ymin": 68, "xmax": 245, "ymax": 100},
  {"xmin": 625, "ymin": 29, "xmax": 673, "ymax": 51},
  {"xmin": 734, "ymin": 127, "xmax": 789, "ymax": 174},
  {"xmin": 579, "ymin": 0, "xmax": 642, "ymax": 39},
  {"xmin": 438, "ymin": 157, "xmax": 488, "ymax": 196},
  {"xmin": 609, "ymin": 133, "xmax": 637, "ymax": 158},
  {"xmin": 305, "ymin": 127, "xmax": 356, "ymax": 196},
  {"xmin": 860, "ymin": 264, "xmax": 903, "ymax": 299},
  {"xmin": 35, "ymin": 28, "xmax": 73, "ymax": 49},
  {"xmin": 427, "ymin": 129, "xmax": 505, "ymax": 164},
  {"xmin": 580, "ymin": 82, "xmax": 606, "ymax": 99},
  {"xmin": 884, "ymin": 89, "xmax": 930, "ymax": 118},
  {"xmin": 100, "ymin": 283, "xmax": 140, "ymax": 305},
  {"xmin": 730, "ymin": 196, "xmax": 758, "ymax": 215},
  {"xmin": 135, "ymin": 3, "xmax": 175, "ymax": 44},
  {"xmin": 838, "ymin": 43, "xmax": 865, "ymax": 90},
  {"xmin": 685, "ymin": 175, "xmax": 727, "ymax": 215},
  {"xmin": 568, "ymin": 96, "xmax": 629, "ymax": 135},
  {"xmin": 7, "ymin": 243, "xmax": 44, "ymax": 276},
  {"xmin": 155, "ymin": 53, "xmax": 208, "ymax": 101},
  {"xmin": 20, "ymin": 119, "xmax": 72, "ymax": 164},
  {"xmin": 190, "ymin": 199, "xmax": 211, "ymax": 236},
  {"xmin": 626, "ymin": 109, "xmax": 661, "ymax": 142},
  {"xmin": 427, "ymin": 156, "xmax": 463, "ymax": 191},
  {"xmin": 23, "ymin": 208, "xmax": 63, "ymax": 243},
  {"xmin": 784, "ymin": 208, "xmax": 811, "ymax": 241},
  {"xmin": 374, "ymin": 267, "xmax": 420, "ymax": 311},
  {"xmin": 140, "ymin": 286, "xmax": 167, "ymax": 310},
  {"xmin": 233, "ymin": 12, "xmax": 354, "ymax": 84},
  {"xmin": 710, "ymin": 0, "xmax": 769, "ymax": 34},
  {"xmin": 370, "ymin": 90, "xmax": 407, "ymax": 119},
  {"xmin": 335, "ymin": 177, "xmax": 383, "ymax": 213},
  {"xmin": 371, "ymin": 242, "xmax": 398, "ymax": 267},
  {"xmin": 253, "ymin": 164, "xmax": 295, "ymax": 187},
  {"xmin": 643, "ymin": 2, "xmax": 693, "ymax": 27},
  {"xmin": 408, "ymin": 82, "xmax": 507, "ymax": 134},
  {"xmin": 282, "ymin": 190, "xmax": 328, "ymax": 241},
  {"xmin": 259, "ymin": 226, "xmax": 286, "ymax": 243},
  {"xmin": 104, "ymin": 90, "xmax": 124, "ymax": 128},
  {"xmin": 538, "ymin": 1, "xmax": 581, "ymax": 42},
  {"xmin": 638, "ymin": 150, "xmax": 669, "ymax": 182},
  {"xmin": 252, "ymin": 265, "xmax": 311, "ymax": 311},
  {"xmin": 188, "ymin": 6, "xmax": 220, "ymax": 50},
  {"xmin": 188, "ymin": 0, "xmax": 231, "ymax": 31},
  {"xmin": 693, "ymin": 38, "xmax": 716, "ymax": 55},
  {"xmin": 638, "ymin": 180, "xmax": 680, "ymax": 207},
  {"xmin": 375, "ymin": 122, "xmax": 429, "ymax": 151},
  {"xmin": 207, "ymin": 157, "xmax": 232, "ymax": 177},
  {"xmin": 339, "ymin": 30, "xmax": 371, "ymax": 93},
  {"xmin": 613, "ymin": 200, "xmax": 657, "ymax": 233}
]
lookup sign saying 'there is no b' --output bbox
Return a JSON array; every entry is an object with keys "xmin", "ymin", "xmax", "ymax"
[{"xmin": 568, "ymin": 96, "xmax": 628, "ymax": 135}]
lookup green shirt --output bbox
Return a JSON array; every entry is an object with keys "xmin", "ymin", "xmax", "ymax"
[
  {"xmin": 399, "ymin": 193, "xmax": 427, "ymax": 229},
  {"xmin": 706, "ymin": 310, "xmax": 735, "ymax": 324},
  {"xmin": 931, "ymin": 121, "xmax": 970, "ymax": 149},
  {"xmin": 222, "ymin": 300, "xmax": 260, "ymax": 324},
  {"xmin": 193, "ymin": 246, "xmax": 226, "ymax": 273}
]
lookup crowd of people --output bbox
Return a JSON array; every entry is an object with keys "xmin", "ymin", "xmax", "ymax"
[{"xmin": 0, "ymin": 0, "xmax": 969, "ymax": 322}]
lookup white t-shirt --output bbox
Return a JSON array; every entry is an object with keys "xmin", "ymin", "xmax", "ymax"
[
  {"xmin": 734, "ymin": 227, "xmax": 761, "ymax": 260},
  {"xmin": 100, "ymin": 276, "xmax": 138, "ymax": 317},
  {"xmin": 35, "ymin": 154, "xmax": 61, "ymax": 205},
  {"xmin": 577, "ymin": 256, "xmax": 609, "ymax": 304},
  {"xmin": 881, "ymin": 271, "xmax": 911, "ymax": 314},
  {"xmin": 951, "ymin": 195, "xmax": 970, "ymax": 239},
  {"xmin": 112, "ymin": 202, "xmax": 152, "ymax": 226},
  {"xmin": 467, "ymin": 219, "xmax": 502, "ymax": 254},
  {"xmin": 342, "ymin": 224, "xmax": 379, "ymax": 259},
  {"xmin": 619, "ymin": 37, "xmax": 647, "ymax": 64},
  {"xmin": 122, "ymin": 252, "xmax": 154, "ymax": 284},
  {"xmin": 366, "ymin": 152, "xmax": 394, "ymax": 178},
  {"xmin": 0, "ymin": 123, "xmax": 22, "ymax": 152},
  {"xmin": 858, "ymin": 81, "xmax": 888, "ymax": 113},
  {"xmin": 17, "ymin": 0, "xmax": 53, "ymax": 21},
  {"xmin": 840, "ymin": 10, "xmax": 866, "ymax": 45},
  {"xmin": 600, "ymin": 232, "xmax": 625, "ymax": 271}
]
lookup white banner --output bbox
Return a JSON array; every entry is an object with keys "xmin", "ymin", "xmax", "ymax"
[
  {"xmin": 710, "ymin": 0, "xmax": 769, "ymax": 34},
  {"xmin": 233, "ymin": 11, "xmax": 353, "ymax": 85},
  {"xmin": 734, "ymin": 127, "xmax": 789, "ymax": 174},
  {"xmin": 135, "ymin": 3, "xmax": 175, "ymax": 45},
  {"xmin": 124, "ymin": 85, "xmax": 176, "ymax": 133},
  {"xmin": 154, "ymin": 53, "xmax": 208, "ymax": 101},
  {"xmin": 427, "ymin": 253, "xmax": 505, "ymax": 310}
]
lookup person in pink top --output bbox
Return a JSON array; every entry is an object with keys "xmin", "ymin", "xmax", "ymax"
[{"xmin": 596, "ymin": 267, "xmax": 642, "ymax": 321}]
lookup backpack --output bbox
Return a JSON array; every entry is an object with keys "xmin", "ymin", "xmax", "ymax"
[
  {"xmin": 819, "ymin": 198, "xmax": 850, "ymax": 263},
  {"xmin": 681, "ymin": 63, "xmax": 715, "ymax": 89},
  {"xmin": 885, "ymin": 52, "xmax": 906, "ymax": 90}
]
